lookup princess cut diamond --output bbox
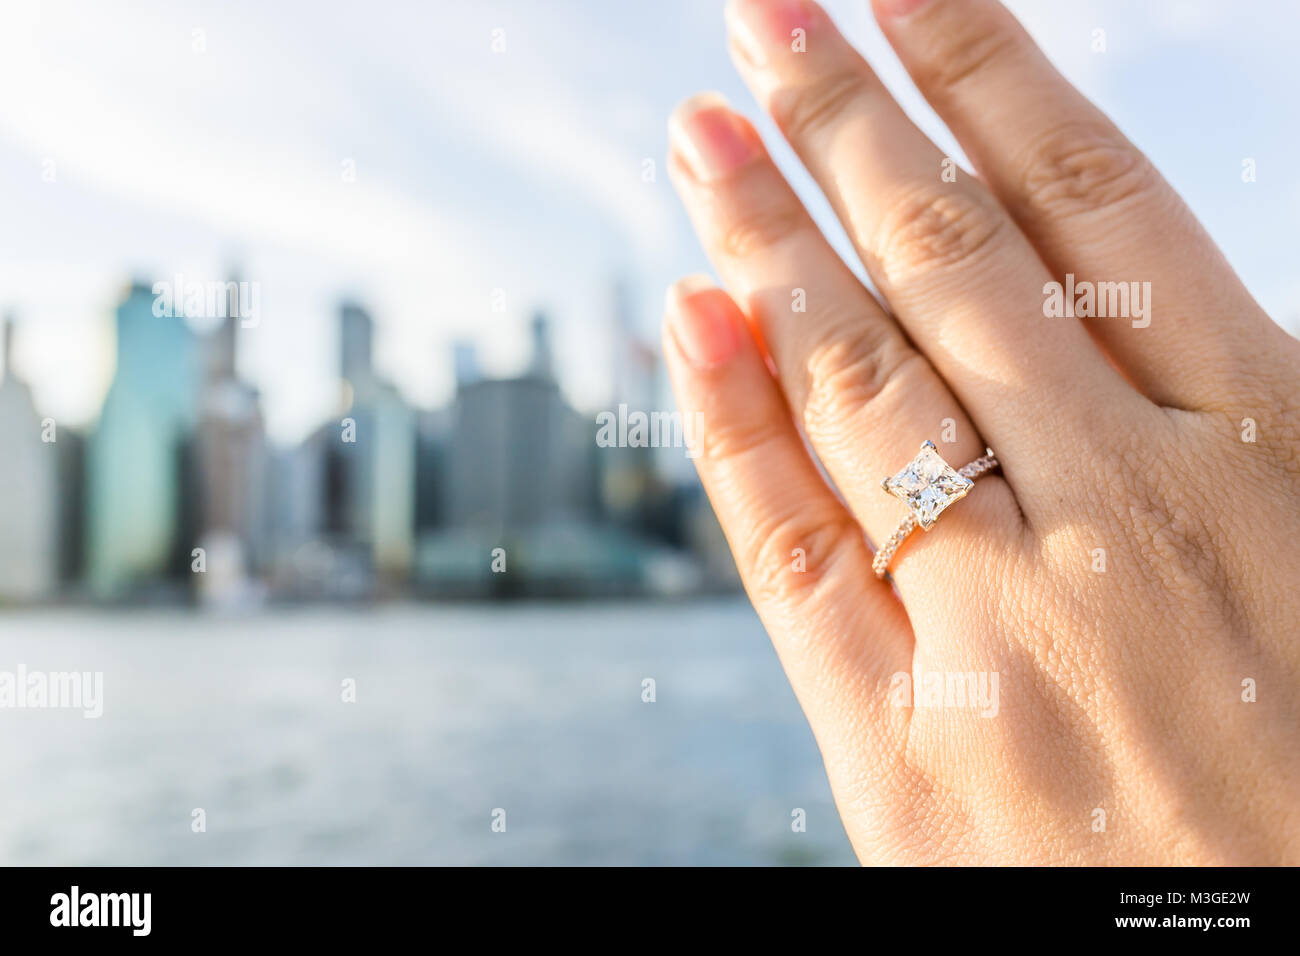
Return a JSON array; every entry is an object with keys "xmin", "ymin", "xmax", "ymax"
[{"xmin": 881, "ymin": 440, "xmax": 973, "ymax": 531}]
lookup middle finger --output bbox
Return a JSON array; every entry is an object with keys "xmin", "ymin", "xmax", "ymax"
[{"xmin": 724, "ymin": 0, "xmax": 1142, "ymax": 510}]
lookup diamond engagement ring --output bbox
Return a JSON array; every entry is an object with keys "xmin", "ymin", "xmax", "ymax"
[{"xmin": 872, "ymin": 440, "xmax": 1000, "ymax": 579}]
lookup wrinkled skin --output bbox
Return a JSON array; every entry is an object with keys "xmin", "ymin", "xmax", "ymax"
[{"xmin": 662, "ymin": 0, "xmax": 1300, "ymax": 864}]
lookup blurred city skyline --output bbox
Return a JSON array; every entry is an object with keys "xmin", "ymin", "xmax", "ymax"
[
  {"xmin": 0, "ymin": 274, "xmax": 740, "ymax": 605},
  {"xmin": 2, "ymin": 0, "xmax": 1298, "ymax": 447}
]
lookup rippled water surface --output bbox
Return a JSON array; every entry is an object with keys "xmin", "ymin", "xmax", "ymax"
[{"xmin": 0, "ymin": 599, "xmax": 853, "ymax": 865}]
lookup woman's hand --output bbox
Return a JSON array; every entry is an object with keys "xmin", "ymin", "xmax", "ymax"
[{"xmin": 663, "ymin": 0, "xmax": 1300, "ymax": 865}]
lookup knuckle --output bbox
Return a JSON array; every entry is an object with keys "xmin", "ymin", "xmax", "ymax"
[
  {"xmin": 871, "ymin": 186, "xmax": 1005, "ymax": 285},
  {"xmin": 713, "ymin": 201, "xmax": 808, "ymax": 259},
  {"xmin": 747, "ymin": 508, "xmax": 861, "ymax": 606},
  {"xmin": 1126, "ymin": 490, "xmax": 1244, "ymax": 637},
  {"xmin": 801, "ymin": 328, "xmax": 920, "ymax": 435},
  {"xmin": 696, "ymin": 414, "xmax": 777, "ymax": 465},
  {"xmin": 1123, "ymin": 484, "xmax": 1213, "ymax": 578},
  {"xmin": 1015, "ymin": 121, "xmax": 1158, "ymax": 220},
  {"xmin": 769, "ymin": 69, "xmax": 865, "ymax": 143},
  {"xmin": 1099, "ymin": 435, "xmax": 1227, "ymax": 597},
  {"xmin": 915, "ymin": 24, "xmax": 1021, "ymax": 104}
]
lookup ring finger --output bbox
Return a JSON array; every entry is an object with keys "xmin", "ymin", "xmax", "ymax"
[{"xmin": 668, "ymin": 92, "xmax": 1020, "ymax": 597}]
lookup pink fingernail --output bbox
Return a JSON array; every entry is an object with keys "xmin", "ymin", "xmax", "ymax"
[
  {"xmin": 669, "ymin": 93, "xmax": 761, "ymax": 183},
  {"xmin": 726, "ymin": 0, "xmax": 818, "ymax": 68},
  {"xmin": 667, "ymin": 278, "xmax": 744, "ymax": 369}
]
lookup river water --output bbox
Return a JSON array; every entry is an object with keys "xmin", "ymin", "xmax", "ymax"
[{"xmin": 0, "ymin": 598, "xmax": 853, "ymax": 865}]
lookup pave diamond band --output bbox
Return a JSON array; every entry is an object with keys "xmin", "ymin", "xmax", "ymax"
[{"xmin": 872, "ymin": 441, "xmax": 999, "ymax": 579}]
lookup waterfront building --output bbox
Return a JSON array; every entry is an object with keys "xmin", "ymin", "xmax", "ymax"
[
  {"xmin": 193, "ymin": 274, "xmax": 268, "ymax": 605},
  {"xmin": 87, "ymin": 281, "xmax": 200, "ymax": 596},
  {"xmin": 0, "ymin": 315, "xmax": 58, "ymax": 600},
  {"xmin": 309, "ymin": 301, "xmax": 415, "ymax": 589}
]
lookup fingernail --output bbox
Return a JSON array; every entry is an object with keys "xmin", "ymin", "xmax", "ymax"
[
  {"xmin": 726, "ymin": 0, "xmax": 818, "ymax": 68},
  {"xmin": 666, "ymin": 276, "xmax": 744, "ymax": 369},
  {"xmin": 668, "ymin": 93, "xmax": 761, "ymax": 183},
  {"xmin": 873, "ymin": 0, "xmax": 934, "ymax": 19}
]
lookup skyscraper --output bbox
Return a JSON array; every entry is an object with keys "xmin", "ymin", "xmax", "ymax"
[
  {"xmin": 445, "ymin": 313, "xmax": 593, "ymax": 530},
  {"xmin": 87, "ymin": 281, "xmax": 200, "ymax": 596},
  {"xmin": 0, "ymin": 314, "xmax": 58, "ymax": 600},
  {"xmin": 193, "ymin": 273, "xmax": 268, "ymax": 604},
  {"xmin": 317, "ymin": 301, "xmax": 415, "ymax": 585},
  {"xmin": 416, "ymin": 312, "xmax": 628, "ymax": 597}
]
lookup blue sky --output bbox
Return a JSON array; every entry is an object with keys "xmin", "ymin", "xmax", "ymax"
[{"xmin": 1, "ymin": 0, "xmax": 1297, "ymax": 443}]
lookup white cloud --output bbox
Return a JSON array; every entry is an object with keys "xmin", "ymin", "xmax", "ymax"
[{"xmin": 0, "ymin": 0, "xmax": 673, "ymax": 437}]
